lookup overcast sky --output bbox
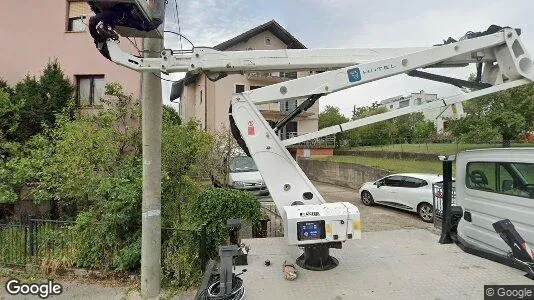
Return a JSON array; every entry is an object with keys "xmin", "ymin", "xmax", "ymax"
[{"xmin": 160, "ymin": 0, "xmax": 534, "ymax": 118}]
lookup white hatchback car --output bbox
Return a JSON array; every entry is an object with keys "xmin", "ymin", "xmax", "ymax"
[{"xmin": 358, "ymin": 173, "xmax": 444, "ymax": 222}]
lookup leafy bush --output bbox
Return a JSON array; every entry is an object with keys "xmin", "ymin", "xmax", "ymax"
[
  {"xmin": 187, "ymin": 187, "xmax": 261, "ymax": 258},
  {"xmin": 0, "ymin": 76, "xmax": 262, "ymax": 289}
]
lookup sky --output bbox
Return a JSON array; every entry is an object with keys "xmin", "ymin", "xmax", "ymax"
[{"xmin": 160, "ymin": 0, "xmax": 534, "ymax": 118}]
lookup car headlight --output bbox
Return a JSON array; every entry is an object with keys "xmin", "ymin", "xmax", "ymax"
[{"xmin": 232, "ymin": 181, "xmax": 245, "ymax": 188}]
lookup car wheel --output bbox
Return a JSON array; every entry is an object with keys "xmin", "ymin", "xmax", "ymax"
[
  {"xmin": 418, "ymin": 203, "xmax": 434, "ymax": 223},
  {"xmin": 361, "ymin": 191, "xmax": 375, "ymax": 206}
]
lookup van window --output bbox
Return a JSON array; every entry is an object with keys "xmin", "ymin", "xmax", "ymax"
[{"xmin": 466, "ymin": 161, "xmax": 534, "ymax": 199}]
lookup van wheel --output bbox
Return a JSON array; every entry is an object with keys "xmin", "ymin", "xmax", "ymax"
[
  {"xmin": 361, "ymin": 191, "xmax": 375, "ymax": 206},
  {"xmin": 418, "ymin": 203, "xmax": 433, "ymax": 223}
]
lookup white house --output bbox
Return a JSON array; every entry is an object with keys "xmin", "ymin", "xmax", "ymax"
[{"xmin": 379, "ymin": 90, "xmax": 465, "ymax": 132}]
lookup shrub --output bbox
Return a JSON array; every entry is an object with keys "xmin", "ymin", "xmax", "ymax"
[{"xmin": 187, "ymin": 187, "xmax": 261, "ymax": 258}]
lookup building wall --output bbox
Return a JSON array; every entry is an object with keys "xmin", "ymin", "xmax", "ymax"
[
  {"xmin": 225, "ymin": 30, "xmax": 288, "ymax": 51},
  {"xmin": 0, "ymin": 0, "xmax": 140, "ymax": 99},
  {"xmin": 179, "ymin": 30, "xmax": 319, "ymax": 135},
  {"xmin": 298, "ymin": 159, "xmax": 391, "ymax": 190}
]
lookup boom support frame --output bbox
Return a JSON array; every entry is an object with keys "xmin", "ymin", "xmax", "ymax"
[{"xmin": 94, "ymin": 22, "xmax": 534, "ymax": 268}]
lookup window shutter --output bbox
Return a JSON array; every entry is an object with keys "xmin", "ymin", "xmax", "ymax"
[{"xmin": 68, "ymin": 1, "xmax": 90, "ymax": 18}]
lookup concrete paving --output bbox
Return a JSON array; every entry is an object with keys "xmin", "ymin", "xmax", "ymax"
[{"xmin": 238, "ymin": 229, "xmax": 533, "ymax": 300}]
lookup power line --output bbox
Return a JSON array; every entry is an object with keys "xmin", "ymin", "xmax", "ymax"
[
  {"xmin": 173, "ymin": 0, "xmax": 183, "ymax": 52},
  {"xmin": 164, "ymin": 30, "xmax": 195, "ymax": 48}
]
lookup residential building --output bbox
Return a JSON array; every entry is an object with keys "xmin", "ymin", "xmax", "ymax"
[
  {"xmin": 0, "ymin": 0, "xmax": 141, "ymax": 110},
  {"xmin": 379, "ymin": 90, "xmax": 465, "ymax": 132},
  {"xmin": 172, "ymin": 20, "xmax": 333, "ymax": 157}
]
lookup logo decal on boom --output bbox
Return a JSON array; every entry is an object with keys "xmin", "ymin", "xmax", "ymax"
[{"xmin": 347, "ymin": 68, "xmax": 362, "ymax": 83}]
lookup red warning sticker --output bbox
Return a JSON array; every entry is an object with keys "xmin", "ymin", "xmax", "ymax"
[{"xmin": 247, "ymin": 121, "xmax": 255, "ymax": 136}]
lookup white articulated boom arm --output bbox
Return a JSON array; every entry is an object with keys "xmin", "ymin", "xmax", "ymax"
[
  {"xmin": 282, "ymin": 78, "xmax": 531, "ymax": 146},
  {"xmin": 224, "ymin": 27, "xmax": 533, "ymax": 214},
  {"xmin": 91, "ymin": 15, "xmax": 533, "ymax": 265}
]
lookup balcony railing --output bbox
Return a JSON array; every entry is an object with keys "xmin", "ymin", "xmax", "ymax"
[
  {"xmin": 280, "ymin": 132, "xmax": 336, "ymax": 148},
  {"xmin": 280, "ymin": 100, "xmax": 298, "ymax": 112},
  {"xmin": 246, "ymin": 72, "xmax": 297, "ymax": 83}
]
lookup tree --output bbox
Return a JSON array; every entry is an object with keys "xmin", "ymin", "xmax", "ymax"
[
  {"xmin": 319, "ymin": 105, "xmax": 349, "ymax": 147},
  {"xmin": 10, "ymin": 60, "xmax": 74, "ymax": 141},
  {"xmin": 163, "ymin": 105, "xmax": 181, "ymax": 126},
  {"xmin": 347, "ymin": 104, "xmax": 393, "ymax": 146},
  {"xmin": 346, "ymin": 101, "xmax": 436, "ymax": 146},
  {"xmin": 0, "ymin": 89, "xmax": 23, "ymax": 141},
  {"xmin": 448, "ymin": 81, "xmax": 534, "ymax": 146}
]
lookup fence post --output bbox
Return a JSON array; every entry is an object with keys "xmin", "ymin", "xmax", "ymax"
[
  {"xmin": 199, "ymin": 223, "xmax": 207, "ymax": 271},
  {"xmin": 439, "ymin": 156, "xmax": 455, "ymax": 244},
  {"xmin": 27, "ymin": 216, "xmax": 34, "ymax": 257}
]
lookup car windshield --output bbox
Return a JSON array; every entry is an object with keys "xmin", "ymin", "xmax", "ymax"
[{"xmin": 229, "ymin": 156, "xmax": 258, "ymax": 172}]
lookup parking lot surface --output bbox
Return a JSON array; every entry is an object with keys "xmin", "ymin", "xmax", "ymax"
[{"xmin": 239, "ymin": 229, "xmax": 533, "ymax": 300}]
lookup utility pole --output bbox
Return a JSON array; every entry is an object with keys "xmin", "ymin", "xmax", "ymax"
[{"xmin": 141, "ymin": 36, "xmax": 163, "ymax": 298}]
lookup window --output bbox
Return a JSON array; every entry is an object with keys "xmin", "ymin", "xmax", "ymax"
[
  {"xmin": 280, "ymin": 100, "xmax": 298, "ymax": 112},
  {"xmin": 416, "ymin": 98, "xmax": 422, "ymax": 105},
  {"xmin": 280, "ymin": 121, "xmax": 298, "ymax": 139},
  {"xmin": 466, "ymin": 161, "xmax": 534, "ymax": 198},
  {"xmin": 383, "ymin": 176, "xmax": 404, "ymax": 187},
  {"xmin": 389, "ymin": 105, "xmax": 394, "ymax": 109},
  {"xmin": 466, "ymin": 162, "xmax": 496, "ymax": 192},
  {"xmin": 200, "ymin": 90, "xmax": 203, "ymax": 104},
  {"xmin": 67, "ymin": 1, "xmax": 90, "ymax": 32},
  {"xmin": 402, "ymin": 177, "xmax": 428, "ymax": 188},
  {"xmin": 265, "ymin": 36, "xmax": 271, "ymax": 46},
  {"xmin": 76, "ymin": 75, "xmax": 104, "ymax": 106},
  {"xmin": 399, "ymin": 99, "xmax": 410, "ymax": 108},
  {"xmin": 235, "ymin": 85, "xmax": 245, "ymax": 93},
  {"xmin": 250, "ymin": 86, "xmax": 263, "ymax": 90},
  {"xmin": 280, "ymin": 72, "xmax": 297, "ymax": 79}
]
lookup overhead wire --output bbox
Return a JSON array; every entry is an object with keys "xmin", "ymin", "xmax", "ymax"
[{"xmin": 173, "ymin": 0, "xmax": 183, "ymax": 52}]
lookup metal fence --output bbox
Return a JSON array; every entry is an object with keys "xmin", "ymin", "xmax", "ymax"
[
  {"xmin": 0, "ymin": 219, "xmax": 209, "ymax": 271},
  {"xmin": 432, "ymin": 182, "xmax": 457, "ymax": 228}
]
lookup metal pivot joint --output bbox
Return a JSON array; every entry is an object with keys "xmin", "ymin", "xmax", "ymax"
[{"xmin": 297, "ymin": 242, "xmax": 342, "ymax": 271}]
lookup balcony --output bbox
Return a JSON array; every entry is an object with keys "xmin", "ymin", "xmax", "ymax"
[
  {"xmin": 281, "ymin": 132, "xmax": 336, "ymax": 148},
  {"xmin": 246, "ymin": 71, "xmax": 297, "ymax": 84}
]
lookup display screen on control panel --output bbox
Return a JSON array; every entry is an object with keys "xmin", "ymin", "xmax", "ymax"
[{"xmin": 297, "ymin": 220, "xmax": 326, "ymax": 241}]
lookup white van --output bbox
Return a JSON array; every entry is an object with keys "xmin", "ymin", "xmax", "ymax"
[
  {"xmin": 455, "ymin": 148, "xmax": 534, "ymax": 257},
  {"xmin": 227, "ymin": 155, "xmax": 269, "ymax": 197}
]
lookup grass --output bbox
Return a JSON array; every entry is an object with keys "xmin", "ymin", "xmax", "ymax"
[
  {"xmin": 351, "ymin": 143, "xmax": 532, "ymax": 155},
  {"xmin": 314, "ymin": 155, "xmax": 452, "ymax": 174},
  {"xmin": 0, "ymin": 225, "xmax": 26, "ymax": 266}
]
